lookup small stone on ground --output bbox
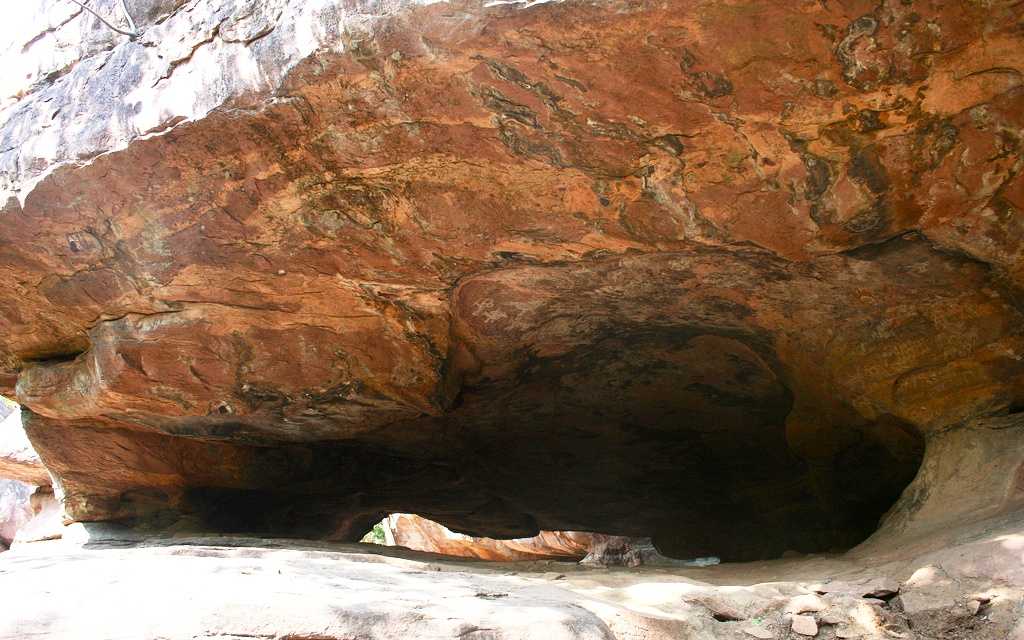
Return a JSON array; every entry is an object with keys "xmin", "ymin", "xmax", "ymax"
[
  {"xmin": 785, "ymin": 594, "xmax": 826, "ymax": 614},
  {"xmin": 791, "ymin": 614, "xmax": 818, "ymax": 636}
]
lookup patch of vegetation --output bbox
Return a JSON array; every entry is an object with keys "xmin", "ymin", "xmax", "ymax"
[{"xmin": 361, "ymin": 520, "xmax": 388, "ymax": 545}]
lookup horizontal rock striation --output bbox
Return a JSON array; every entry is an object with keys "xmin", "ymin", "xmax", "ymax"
[
  {"xmin": 0, "ymin": 0, "xmax": 1022, "ymax": 560},
  {"xmin": 384, "ymin": 512, "xmax": 595, "ymax": 561}
]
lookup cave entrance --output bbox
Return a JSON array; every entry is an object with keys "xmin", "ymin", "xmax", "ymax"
[
  {"xmin": 86, "ymin": 325, "xmax": 925, "ymax": 564},
  {"xmin": 173, "ymin": 329, "xmax": 926, "ymax": 563},
  {"xmin": 360, "ymin": 513, "xmax": 601, "ymax": 563},
  {"xmin": 426, "ymin": 330, "xmax": 927, "ymax": 562},
  {"xmin": 0, "ymin": 394, "xmax": 64, "ymax": 550}
]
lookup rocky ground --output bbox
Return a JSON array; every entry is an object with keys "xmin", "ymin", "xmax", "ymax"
[{"xmin": 1, "ymin": 511, "xmax": 1021, "ymax": 640}]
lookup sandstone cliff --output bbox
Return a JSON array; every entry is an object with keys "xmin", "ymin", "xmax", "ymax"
[{"xmin": 0, "ymin": 0, "xmax": 1021, "ymax": 563}]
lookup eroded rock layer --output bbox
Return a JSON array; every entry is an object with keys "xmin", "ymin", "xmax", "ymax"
[
  {"xmin": 1, "ymin": 0, "xmax": 1022, "ymax": 560},
  {"xmin": 384, "ymin": 513, "xmax": 595, "ymax": 561}
]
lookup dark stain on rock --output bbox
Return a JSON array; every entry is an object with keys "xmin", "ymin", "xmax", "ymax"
[
  {"xmin": 856, "ymin": 109, "xmax": 885, "ymax": 133},
  {"xmin": 803, "ymin": 153, "xmax": 833, "ymax": 200},
  {"xmin": 688, "ymin": 71, "xmax": 734, "ymax": 98},
  {"xmin": 477, "ymin": 57, "xmax": 564, "ymax": 111},
  {"xmin": 849, "ymin": 147, "xmax": 890, "ymax": 194},
  {"xmin": 304, "ymin": 382, "xmax": 366, "ymax": 408},
  {"xmin": 787, "ymin": 135, "xmax": 835, "ymax": 227},
  {"xmin": 912, "ymin": 118, "xmax": 959, "ymax": 174},
  {"xmin": 678, "ymin": 48, "xmax": 698, "ymax": 70},
  {"xmin": 649, "ymin": 134, "xmax": 686, "ymax": 156},
  {"xmin": 812, "ymin": 78, "xmax": 838, "ymax": 99},
  {"xmin": 479, "ymin": 86, "xmax": 541, "ymax": 129},
  {"xmin": 843, "ymin": 203, "xmax": 886, "ymax": 234},
  {"xmin": 480, "ymin": 57, "xmax": 533, "ymax": 87},
  {"xmin": 588, "ymin": 119, "xmax": 637, "ymax": 140},
  {"xmin": 238, "ymin": 383, "xmax": 291, "ymax": 411},
  {"xmin": 554, "ymin": 74, "xmax": 587, "ymax": 93},
  {"xmin": 836, "ymin": 15, "xmax": 881, "ymax": 90},
  {"xmin": 815, "ymin": 22, "xmax": 841, "ymax": 43},
  {"xmin": 299, "ymin": 181, "xmax": 394, "ymax": 234},
  {"xmin": 820, "ymin": 117, "xmax": 860, "ymax": 148},
  {"xmin": 65, "ymin": 230, "xmax": 103, "ymax": 256},
  {"xmin": 497, "ymin": 122, "xmax": 565, "ymax": 167}
]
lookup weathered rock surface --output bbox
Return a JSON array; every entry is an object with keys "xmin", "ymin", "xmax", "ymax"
[
  {"xmin": 0, "ymin": 480, "xmax": 35, "ymax": 546},
  {"xmin": 384, "ymin": 513, "xmax": 693, "ymax": 565},
  {"xmin": 790, "ymin": 614, "xmax": 818, "ymax": 637},
  {"xmin": 853, "ymin": 413, "xmax": 1024, "ymax": 571},
  {"xmin": 1, "ymin": 506, "xmax": 1022, "ymax": 640},
  {"xmin": 0, "ymin": 401, "xmax": 56, "ymax": 548},
  {"xmin": 0, "ymin": 482, "xmax": 62, "ymax": 549},
  {"xmin": 0, "ymin": 405, "xmax": 50, "ymax": 487},
  {"xmin": 0, "ymin": 0, "xmax": 1022, "ymax": 561},
  {"xmin": 11, "ymin": 487, "xmax": 64, "ymax": 546},
  {"xmin": 385, "ymin": 512, "xmax": 594, "ymax": 560}
]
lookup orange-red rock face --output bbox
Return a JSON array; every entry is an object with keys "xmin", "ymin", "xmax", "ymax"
[
  {"xmin": 0, "ymin": 0, "xmax": 1022, "ymax": 560},
  {"xmin": 385, "ymin": 513, "xmax": 595, "ymax": 561}
]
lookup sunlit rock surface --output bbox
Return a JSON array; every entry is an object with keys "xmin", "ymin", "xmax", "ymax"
[
  {"xmin": 0, "ymin": 403, "xmax": 57, "ymax": 548},
  {"xmin": 2, "ymin": 488, "xmax": 1023, "ymax": 640},
  {"xmin": 0, "ymin": 404, "xmax": 49, "ymax": 486},
  {"xmin": 0, "ymin": 480, "xmax": 34, "ymax": 546},
  {"xmin": 384, "ymin": 512, "xmax": 593, "ymax": 561},
  {"xmin": 0, "ymin": 0, "xmax": 1022, "ymax": 563},
  {"xmin": 383, "ymin": 513, "xmax": 715, "ymax": 565}
]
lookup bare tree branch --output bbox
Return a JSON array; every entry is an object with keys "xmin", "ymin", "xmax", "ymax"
[
  {"xmin": 66, "ymin": 0, "xmax": 140, "ymax": 39},
  {"xmin": 118, "ymin": 0, "xmax": 138, "ymax": 35}
]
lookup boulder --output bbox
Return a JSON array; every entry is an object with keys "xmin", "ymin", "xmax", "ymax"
[
  {"xmin": 382, "ymin": 514, "xmax": 692, "ymax": 566},
  {"xmin": 0, "ymin": 406, "xmax": 49, "ymax": 487},
  {"xmin": 785, "ymin": 594, "xmax": 826, "ymax": 615},
  {"xmin": 0, "ymin": 481, "xmax": 62, "ymax": 548},
  {"xmin": 791, "ymin": 615, "xmax": 818, "ymax": 637},
  {"xmin": 0, "ymin": 407, "xmax": 48, "ymax": 487},
  {"xmin": 12, "ymin": 487, "xmax": 64, "ymax": 545},
  {"xmin": 385, "ymin": 513, "xmax": 594, "ymax": 561},
  {"xmin": 0, "ymin": 480, "xmax": 34, "ymax": 546}
]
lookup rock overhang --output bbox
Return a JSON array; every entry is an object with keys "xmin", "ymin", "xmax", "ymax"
[{"xmin": 0, "ymin": 0, "xmax": 1022, "ymax": 561}]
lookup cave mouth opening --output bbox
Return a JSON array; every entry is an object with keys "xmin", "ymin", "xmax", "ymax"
[
  {"xmin": 427, "ymin": 330, "xmax": 929, "ymax": 563},
  {"xmin": 3, "ymin": 315, "xmax": 929, "ymax": 568},
  {"xmin": 340, "ymin": 417, "xmax": 926, "ymax": 565},
  {"xmin": 14, "ymin": 327, "xmax": 924, "ymax": 565},
  {"xmin": 358, "ymin": 513, "xmax": 627, "ymax": 564},
  {"xmin": 175, "ymin": 331, "xmax": 926, "ymax": 565}
]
